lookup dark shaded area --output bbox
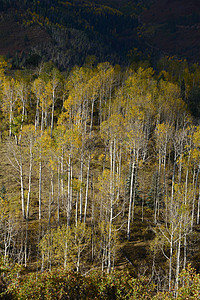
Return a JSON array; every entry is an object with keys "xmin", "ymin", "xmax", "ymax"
[{"xmin": 0, "ymin": 0, "xmax": 143, "ymax": 69}]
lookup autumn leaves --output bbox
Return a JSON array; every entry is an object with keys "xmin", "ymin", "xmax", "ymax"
[{"xmin": 0, "ymin": 58, "xmax": 200, "ymax": 290}]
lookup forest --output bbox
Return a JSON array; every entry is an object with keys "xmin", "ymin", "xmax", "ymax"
[
  {"xmin": 0, "ymin": 0, "xmax": 200, "ymax": 298},
  {"xmin": 0, "ymin": 54, "xmax": 200, "ymax": 299}
]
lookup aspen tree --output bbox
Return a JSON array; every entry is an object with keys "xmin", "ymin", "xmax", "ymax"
[
  {"xmin": 153, "ymin": 186, "xmax": 192, "ymax": 292},
  {"xmin": 177, "ymin": 125, "xmax": 194, "ymax": 270},
  {"xmin": 97, "ymin": 170, "xmax": 120, "ymax": 272},
  {"xmin": 154, "ymin": 122, "xmax": 173, "ymax": 223},
  {"xmin": 6, "ymin": 125, "xmax": 36, "ymax": 219},
  {"xmin": 97, "ymin": 62, "xmax": 117, "ymax": 122},
  {"xmin": 32, "ymin": 78, "xmax": 46, "ymax": 132},
  {"xmin": 47, "ymin": 141, "xmax": 60, "ymax": 226},
  {"xmin": 0, "ymin": 195, "xmax": 17, "ymax": 261},
  {"xmin": 1, "ymin": 77, "xmax": 17, "ymax": 137},
  {"xmin": 83, "ymin": 134, "xmax": 96, "ymax": 224},
  {"xmin": 34, "ymin": 130, "xmax": 52, "ymax": 220},
  {"xmin": 64, "ymin": 66, "xmax": 89, "ymax": 128},
  {"xmin": 6, "ymin": 125, "xmax": 36, "ymax": 267},
  {"xmin": 191, "ymin": 126, "xmax": 200, "ymax": 225},
  {"xmin": 32, "ymin": 76, "xmax": 51, "ymax": 221},
  {"xmin": 157, "ymin": 80, "xmax": 187, "ymax": 126},
  {"xmin": 100, "ymin": 114, "xmax": 124, "ymax": 272},
  {"xmin": 40, "ymin": 224, "xmax": 73, "ymax": 270},
  {"xmin": 53, "ymin": 125, "xmax": 67, "ymax": 220},
  {"xmin": 125, "ymin": 105, "xmax": 145, "ymax": 239},
  {"xmin": 54, "ymin": 122, "xmax": 82, "ymax": 226},
  {"xmin": 61, "ymin": 67, "xmax": 96, "ymax": 224},
  {"xmin": 86, "ymin": 71, "xmax": 101, "ymax": 135},
  {"xmin": 15, "ymin": 79, "xmax": 29, "ymax": 138},
  {"xmin": 6, "ymin": 139, "xmax": 25, "ymax": 219},
  {"xmin": 44, "ymin": 68, "xmax": 62, "ymax": 138},
  {"xmin": 39, "ymin": 222, "xmax": 91, "ymax": 271},
  {"xmin": 22, "ymin": 125, "xmax": 35, "ymax": 266},
  {"xmin": 51, "ymin": 126, "xmax": 68, "ymax": 224}
]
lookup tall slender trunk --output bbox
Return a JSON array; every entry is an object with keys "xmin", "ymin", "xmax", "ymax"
[
  {"xmin": 155, "ymin": 151, "xmax": 161, "ymax": 223},
  {"xmin": 48, "ymin": 170, "xmax": 54, "ymax": 228},
  {"xmin": 132, "ymin": 149, "xmax": 139, "ymax": 220},
  {"xmin": 19, "ymin": 155, "xmax": 25, "ymax": 219},
  {"xmin": 169, "ymin": 231, "xmax": 173, "ymax": 291},
  {"xmin": 77, "ymin": 245, "xmax": 81, "ymax": 272},
  {"xmin": 61, "ymin": 149, "xmax": 64, "ymax": 206},
  {"xmin": 91, "ymin": 174, "xmax": 94, "ymax": 262},
  {"xmin": 99, "ymin": 90, "xmax": 102, "ymax": 125},
  {"xmin": 67, "ymin": 155, "xmax": 71, "ymax": 226},
  {"xmin": 26, "ymin": 138, "xmax": 33, "ymax": 219},
  {"xmin": 38, "ymin": 109, "xmax": 44, "ymax": 220},
  {"xmin": 79, "ymin": 152, "xmax": 83, "ymax": 222},
  {"xmin": 107, "ymin": 138, "xmax": 116, "ymax": 273},
  {"xmin": 19, "ymin": 101, "xmax": 25, "ymax": 143},
  {"xmin": 57, "ymin": 160, "xmax": 60, "ymax": 224},
  {"xmin": 24, "ymin": 220, "xmax": 28, "ymax": 267},
  {"xmin": 183, "ymin": 149, "xmax": 191, "ymax": 269},
  {"xmin": 84, "ymin": 154, "xmax": 90, "ymax": 223},
  {"xmin": 183, "ymin": 234, "xmax": 187, "ymax": 270},
  {"xmin": 41, "ymin": 109, "xmax": 44, "ymax": 132},
  {"xmin": 116, "ymin": 146, "xmax": 122, "ymax": 201},
  {"xmin": 163, "ymin": 144, "xmax": 167, "ymax": 197},
  {"xmin": 90, "ymin": 98, "xmax": 95, "ymax": 136},
  {"xmin": 50, "ymin": 89, "xmax": 55, "ymax": 138},
  {"xmin": 197, "ymin": 184, "xmax": 200, "ymax": 225},
  {"xmin": 9, "ymin": 103, "xmax": 13, "ymax": 138},
  {"xmin": 191, "ymin": 168, "xmax": 199, "ymax": 228},
  {"xmin": 38, "ymin": 155, "xmax": 42, "ymax": 220},
  {"xmin": 64, "ymin": 238, "xmax": 68, "ymax": 269},
  {"xmin": 178, "ymin": 143, "xmax": 183, "ymax": 184},
  {"xmin": 127, "ymin": 147, "xmax": 135, "ymax": 240},
  {"xmin": 170, "ymin": 151, "xmax": 176, "ymax": 224},
  {"xmin": 70, "ymin": 161, "xmax": 73, "ymax": 222},
  {"xmin": 171, "ymin": 151, "xmax": 176, "ymax": 202},
  {"xmin": 107, "ymin": 203, "xmax": 113, "ymax": 273},
  {"xmin": 76, "ymin": 192, "xmax": 79, "ymax": 228},
  {"xmin": 35, "ymin": 99, "xmax": 39, "ymax": 132},
  {"xmin": 175, "ymin": 218, "xmax": 182, "ymax": 296}
]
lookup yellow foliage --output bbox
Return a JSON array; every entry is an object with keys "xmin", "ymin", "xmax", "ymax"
[{"xmin": 101, "ymin": 114, "xmax": 125, "ymax": 142}]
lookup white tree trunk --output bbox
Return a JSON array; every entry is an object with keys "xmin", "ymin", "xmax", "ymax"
[
  {"xmin": 84, "ymin": 154, "xmax": 90, "ymax": 223},
  {"xmin": 26, "ymin": 138, "xmax": 33, "ymax": 219},
  {"xmin": 127, "ymin": 148, "xmax": 135, "ymax": 240}
]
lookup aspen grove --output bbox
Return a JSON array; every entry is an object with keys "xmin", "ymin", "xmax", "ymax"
[{"xmin": 0, "ymin": 57, "xmax": 200, "ymax": 297}]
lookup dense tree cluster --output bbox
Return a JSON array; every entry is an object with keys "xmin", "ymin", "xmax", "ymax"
[{"xmin": 0, "ymin": 56, "xmax": 200, "ymax": 297}]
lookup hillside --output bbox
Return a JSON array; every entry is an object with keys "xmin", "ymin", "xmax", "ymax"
[
  {"xmin": 140, "ymin": 0, "xmax": 200, "ymax": 62},
  {"xmin": 0, "ymin": 0, "xmax": 200, "ymax": 69},
  {"xmin": 0, "ymin": 0, "xmax": 142, "ymax": 69},
  {"xmin": 0, "ymin": 15, "xmax": 50, "ymax": 56}
]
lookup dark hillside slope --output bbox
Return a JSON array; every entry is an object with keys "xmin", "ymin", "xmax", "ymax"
[
  {"xmin": 141, "ymin": 0, "xmax": 200, "ymax": 62},
  {"xmin": 0, "ymin": 0, "xmax": 141, "ymax": 69},
  {"xmin": 0, "ymin": 15, "xmax": 51, "ymax": 56},
  {"xmin": 1, "ymin": 0, "xmax": 200, "ymax": 69}
]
